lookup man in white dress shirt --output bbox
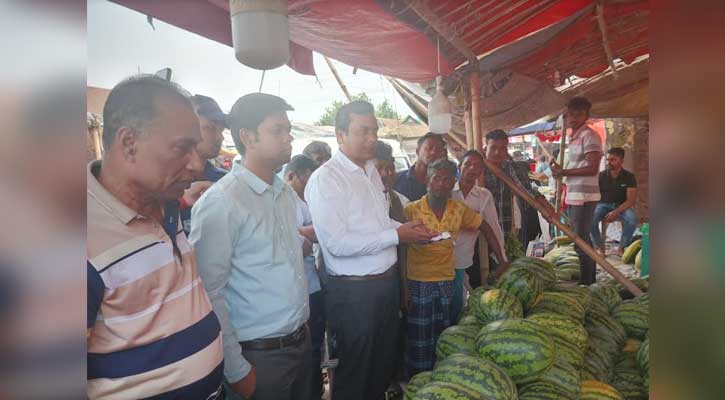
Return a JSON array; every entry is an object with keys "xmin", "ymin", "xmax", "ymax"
[
  {"xmin": 451, "ymin": 150, "xmax": 507, "ymax": 320},
  {"xmin": 305, "ymin": 101, "xmax": 436, "ymax": 400}
]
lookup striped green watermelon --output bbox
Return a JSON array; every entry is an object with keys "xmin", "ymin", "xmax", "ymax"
[
  {"xmin": 412, "ymin": 381, "xmax": 480, "ymax": 400},
  {"xmin": 538, "ymin": 357, "xmax": 581, "ymax": 397},
  {"xmin": 528, "ymin": 292, "xmax": 585, "ymax": 323},
  {"xmin": 511, "ymin": 257, "xmax": 557, "ymax": 289},
  {"xmin": 457, "ymin": 314, "xmax": 482, "ymax": 327},
  {"xmin": 637, "ymin": 337, "xmax": 649, "ymax": 372},
  {"xmin": 526, "ymin": 313, "xmax": 588, "ymax": 351},
  {"xmin": 586, "ymin": 311, "xmax": 627, "ymax": 345},
  {"xmin": 614, "ymin": 352, "xmax": 638, "ymax": 371},
  {"xmin": 580, "ymin": 380, "xmax": 624, "ymax": 400},
  {"xmin": 611, "ymin": 368, "xmax": 647, "ymax": 400},
  {"xmin": 496, "ymin": 268, "xmax": 544, "ymax": 311},
  {"xmin": 634, "ymin": 292, "xmax": 649, "ymax": 306},
  {"xmin": 590, "ymin": 284, "xmax": 623, "ymax": 312},
  {"xmin": 432, "ymin": 353, "xmax": 517, "ymax": 400},
  {"xmin": 404, "ymin": 371, "xmax": 433, "ymax": 400},
  {"xmin": 476, "ymin": 319, "xmax": 555, "ymax": 384},
  {"xmin": 551, "ymin": 284, "xmax": 592, "ymax": 309},
  {"xmin": 553, "ymin": 336, "xmax": 584, "ymax": 369},
  {"xmin": 612, "ymin": 300, "xmax": 649, "ymax": 340},
  {"xmin": 435, "ymin": 325, "xmax": 479, "ymax": 360},
  {"xmin": 518, "ymin": 381, "xmax": 576, "ymax": 400},
  {"xmin": 586, "ymin": 296, "xmax": 611, "ymax": 318},
  {"xmin": 470, "ymin": 288, "xmax": 524, "ymax": 324}
]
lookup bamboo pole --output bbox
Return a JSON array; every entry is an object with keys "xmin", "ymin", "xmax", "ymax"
[
  {"xmin": 555, "ymin": 115, "xmax": 567, "ymax": 212},
  {"xmin": 595, "ymin": 1, "xmax": 619, "ymax": 79},
  {"xmin": 481, "ymin": 157, "xmax": 643, "ymax": 296},
  {"xmin": 464, "ymin": 109, "xmax": 474, "ymax": 150},
  {"xmin": 323, "ymin": 56, "xmax": 352, "ymax": 101},
  {"xmin": 470, "ymin": 70, "xmax": 482, "ymax": 151}
]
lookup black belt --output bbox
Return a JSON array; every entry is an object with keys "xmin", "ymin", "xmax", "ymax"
[
  {"xmin": 329, "ymin": 265, "xmax": 396, "ymax": 281},
  {"xmin": 240, "ymin": 325, "xmax": 306, "ymax": 351}
]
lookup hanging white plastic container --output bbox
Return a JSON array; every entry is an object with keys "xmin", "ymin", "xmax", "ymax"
[
  {"xmin": 230, "ymin": 0, "xmax": 289, "ymax": 70},
  {"xmin": 428, "ymin": 76, "xmax": 452, "ymax": 134}
]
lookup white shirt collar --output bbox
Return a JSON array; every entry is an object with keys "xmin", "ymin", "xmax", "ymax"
[{"xmin": 334, "ymin": 150, "xmax": 376, "ymax": 176}]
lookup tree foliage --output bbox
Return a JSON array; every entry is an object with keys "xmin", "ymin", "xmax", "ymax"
[{"xmin": 315, "ymin": 93, "xmax": 400, "ymax": 125}]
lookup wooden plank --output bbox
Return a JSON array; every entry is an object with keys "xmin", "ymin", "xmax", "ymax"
[{"xmin": 596, "ymin": 1, "xmax": 619, "ymax": 78}]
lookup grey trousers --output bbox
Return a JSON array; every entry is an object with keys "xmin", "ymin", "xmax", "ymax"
[
  {"xmin": 226, "ymin": 327, "xmax": 312, "ymax": 400},
  {"xmin": 567, "ymin": 202, "xmax": 598, "ymax": 285},
  {"xmin": 325, "ymin": 273, "xmax": 400, "ymax": 400}
]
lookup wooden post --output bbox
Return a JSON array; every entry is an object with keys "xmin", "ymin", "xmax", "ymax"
[
  {"xmin": 481, "ymin": 157, "xmax": 643, "ymax": 296},
  {"xmin": 470, "ymin": 70, "xmax": 482, "ymax": 151},
  {"xmin": 323, "ymin": 56, "xmax": 352, "ymax": 101}
]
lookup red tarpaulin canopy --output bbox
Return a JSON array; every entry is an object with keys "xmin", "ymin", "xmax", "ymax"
[{"xmin": 110, "ymin": 0, "xmax": 648, "ymax": 83}]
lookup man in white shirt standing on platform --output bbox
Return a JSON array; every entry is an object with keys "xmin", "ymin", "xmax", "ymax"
[
  {"xmin": 451, "ymin": 150, "xmax": 507, "ymax": 321},
  {"xmin": 305, "ymin": 101, "xmax": 436, "ymax": 400},
  {"xmin": 551, "ymin": 97, "xmax": 603, "ymax": 285}
]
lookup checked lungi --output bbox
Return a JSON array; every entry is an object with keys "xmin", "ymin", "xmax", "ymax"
[{"xmin": 406, "ymin": 279, "xmax": 454, "ymax": 376}]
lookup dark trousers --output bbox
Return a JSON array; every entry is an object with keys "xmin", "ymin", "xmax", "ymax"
[
  {"xmin": 567, "ymin": 202, "xmax": 598, "ymax": 285},
  {"xmin": 226, "ymin": 327, "xmax": 311, "ymax": 400},
  {"xmin": 325, "ymin": 271, "xmax": 400, "ymax": 400},
  {"xmin": 306, "ymin": 291, "xmax": 326, "ymax": 399}
]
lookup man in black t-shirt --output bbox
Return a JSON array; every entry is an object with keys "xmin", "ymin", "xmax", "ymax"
[{"xmin": 591, "ymin": 147, "xmax": 638, "ymax": 256}]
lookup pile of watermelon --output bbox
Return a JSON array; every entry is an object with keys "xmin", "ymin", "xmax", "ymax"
[{"xmin": 404, "ymin": 255, "xmax": 650, "ymax": 400}]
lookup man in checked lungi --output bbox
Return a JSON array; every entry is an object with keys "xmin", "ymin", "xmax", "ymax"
[{"xmin": 403, "ymin": 158, "xmax": 509, "ymax": 375}]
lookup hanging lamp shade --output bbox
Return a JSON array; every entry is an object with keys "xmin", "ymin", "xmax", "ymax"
[
  {"xmin": 428, "ymin": 76, "xmax": 452, "ymax": 134},
  {"xmin": 230, "ymin": 0, "xmax": 289, "ymax": 70}
]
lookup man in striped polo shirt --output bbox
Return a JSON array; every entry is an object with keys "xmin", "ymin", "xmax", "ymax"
[
  {"xmin": 551, "ymin": 97, "xmax": 604, "ymax": 285},
  {"xmin": 87, "ymin": 75, "xmax": 225, "ymax": 399}
]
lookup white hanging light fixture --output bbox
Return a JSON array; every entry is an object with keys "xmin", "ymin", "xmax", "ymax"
[
  {"xmin": 230, "ymin": 0, "xmax": 290, "ymax": 70},
  {"xmin": 428, "ymin": 36, "xmax": 452, "ymax": 134}
]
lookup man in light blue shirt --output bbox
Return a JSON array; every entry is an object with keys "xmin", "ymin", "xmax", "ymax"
[{"xmin": 190, "ymin": 93, "xmax": 310, "ymax": 400}]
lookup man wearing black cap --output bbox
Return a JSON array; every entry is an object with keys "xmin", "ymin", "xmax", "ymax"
[
  {"xmin": 180, "ymin": 94, "xmax": 229, "ymax": 234},
  {"xmin": 190, "ymin": 93, "xmax": 311, "ymax": 400}
]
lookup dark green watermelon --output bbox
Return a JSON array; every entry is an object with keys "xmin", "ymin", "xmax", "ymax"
[
  {"xmin": 528, "ymin": 292, "xmax": 586, "ymax": 323},
  {"xmin": 612, "ymin": 300, "xmax": 649, "ymax": 340},
  {"xmin": 590, "ymin": 284, "xmax": 623, "ymax": 313},
  {"xmin": 435, "ymin": 325, "xmax": 479, "ymax": 360},
  {"xmin": 432, "ymin": 353, "xmax": 517, "ymax": 400},
  {"xmin": 496, "ymin": 268, "xmax": 544, "ymax": 312},
  {"xmin": 412, "ymin": 381, "xmax": 480, "ymax": 400},
  {"xmin": 527, "ymin": 313, "xmax": 588, "ymax": 351},
  {"xmin": 404, "ymin": 371, "xmax": 433, "ymax": 400},
  {"xmin": 470, "ymin": 288, "xmax": 524, "ymax": 325},
  {"xmin": 476, "ymin": 319, "xmax": 555, "ymax": 384},
  {"xmin": 518, "ymin": 381, "xmax": 576, "ymax": 400}
]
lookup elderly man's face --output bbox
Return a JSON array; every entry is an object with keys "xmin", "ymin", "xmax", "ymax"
[
  {"xmin": 130, "ymin": 96, "xmax": 203, "ymax": 200},
  {"xmin": 427, "ymin": 168, "xmax": 456, "ymax": 199}
]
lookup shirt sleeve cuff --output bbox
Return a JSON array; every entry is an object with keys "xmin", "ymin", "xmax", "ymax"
[
  {"xmin": 224, "ymin": 351, "xmax": 252, "ymax": 384},
  {"xmin": 381, "ymin": 228, "xmax": 399, "ymax": 247}
]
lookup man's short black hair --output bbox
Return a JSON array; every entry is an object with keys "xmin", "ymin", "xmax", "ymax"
[
  {"xmin": 427, "ymin": 158, "xmax": 458, "ymax": 180},
  {"xmin": 417, "ymin": 132, "xmax": 446, "ymax": 149},
  {"xmin": 303, "ymin": 141, "xmax": 331, "ymax": 159},
  {"xmin": 461, "ymin": 149, "xmax": 483, "ymax": 165},
  {"xmin": 227, "ymin": 93, "xmax": 294, "ymax": 155},
  {"xmin": 374, "ymin": 140, "xmax": 394, "ymax": 162},
  {"xmin": 335, "ymin": 101, "xmax": 375, "ymax": 133},
  {"xmin": 567, "ymin": 96, "xmax": 592, "ymax": 112},
  {"xmin": 284, "ymin": 154, "xmax": 319, "ymax": 177},
  {"xmin": 607, "ymin": 147, "xmax": 625, "ymax": 159},
  {"xmin": 485, "ymin": 129, "xmax": 508, "ymax": 142},
  {"xmin": 102, "ymin": 74, "xmax": 191, "ymax": 150}
]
